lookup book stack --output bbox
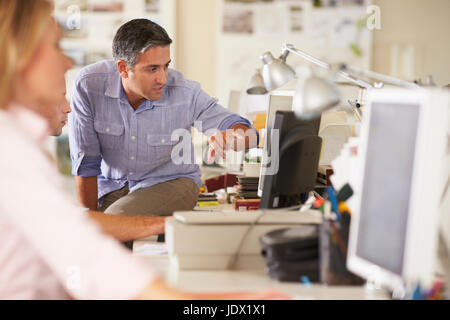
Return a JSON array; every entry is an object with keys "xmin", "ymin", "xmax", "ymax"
[
  {"xmin": 236, "ymin": 176, "xmax": 259, "ymax": 199},
  {"xmin": 197, "ymin": 193, "xmax": 219, "ymax": 207},
  {"xmin": 234, "ymin": 176, "xmax": 260, "ymax": 211}
]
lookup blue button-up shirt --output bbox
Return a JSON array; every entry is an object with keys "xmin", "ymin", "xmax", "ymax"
[{"xmin": 68, "ymin": 59, "xmax": 255, "ymax": 200}]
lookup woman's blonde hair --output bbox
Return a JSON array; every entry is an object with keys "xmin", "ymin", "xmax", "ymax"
[{"xmin": 0, "ymin": 0, "xmax": 53, "ymax": 109}]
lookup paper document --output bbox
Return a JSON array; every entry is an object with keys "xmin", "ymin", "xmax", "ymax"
[{"xmin": 133, "ymin": 242, "xmax": 168, "ymax": 256}]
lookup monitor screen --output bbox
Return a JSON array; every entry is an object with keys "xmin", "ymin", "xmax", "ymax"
[
  {"xmin": 258, "ymin": 95, "xmax": 293, "ymax": 197},
  {"xmin": 356, "ymin": 102, "xmax": 420, "ymax": 275},
  {"xmin": 259, "ymin": 111, "xmax": 322, "ymax": 209}
]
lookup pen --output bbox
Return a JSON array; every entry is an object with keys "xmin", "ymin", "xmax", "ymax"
[{"xmin": 327, "ymin": 186, "xmax": 340, "ymax": 219}]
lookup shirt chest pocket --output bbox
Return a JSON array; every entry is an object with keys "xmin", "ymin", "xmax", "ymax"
[
  {"xmin": 147, "ymin": 134, "xmax": 179, "ymax": 165},
  {"xmin": 94, "ymin": 121, "xmax": 124, "ymax": 150}
]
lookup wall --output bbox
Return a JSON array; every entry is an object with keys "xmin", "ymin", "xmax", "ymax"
[
  {"xmin": 175, "ymin": 0, "xmax": 450, "ymax": 98},
  {"xmin": 175, "ymin": 0, "xmax": 218, "ymax": 97},
  {"xmin": 372, "ymin": 0, "xmax": 450, "ymax": 86}
]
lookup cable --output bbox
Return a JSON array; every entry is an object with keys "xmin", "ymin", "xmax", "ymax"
[
  {"xmin": 227, "ymin": 210, "xmax": 268, "ymax": 270},
  {"xmin": 226, "ymin": 200, "xmax": 317, "ymax": 269}
]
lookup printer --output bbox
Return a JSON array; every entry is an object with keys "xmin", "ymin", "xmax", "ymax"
[{"xmin": 165, "ymin": 209, "xmax": 323, "ymax": 270}]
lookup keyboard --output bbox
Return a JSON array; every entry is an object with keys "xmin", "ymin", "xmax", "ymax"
[{"xmin": 173, "ymin": 209, "xmax": 322, "ymax": 225}]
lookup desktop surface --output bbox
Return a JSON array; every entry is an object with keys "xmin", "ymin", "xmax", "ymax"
[{"xmin": 133, "ymin": 238, "xmax": 389, "ymax": 300}]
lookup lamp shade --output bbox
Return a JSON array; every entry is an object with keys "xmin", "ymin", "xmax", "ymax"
[
  {"xmin": 246, "ymin": 69, "xmax": 268, "ymax": 94},
  {"xmin": 292, "ymin": 74, "xmax": 340, "ymax": 119},
  {"xmin": 260, "ymin": 52, "xmax": 296, "ymax": 91}
]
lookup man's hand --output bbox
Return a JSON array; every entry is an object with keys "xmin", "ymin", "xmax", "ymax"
[{"xmin": 207, "ymin": 124, "xmax": 258, "ymax": 164}]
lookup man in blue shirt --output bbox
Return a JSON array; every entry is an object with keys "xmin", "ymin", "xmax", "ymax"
[{"xmin": 69, "ymin": 19, "xmax": 258, "ymax": 217}]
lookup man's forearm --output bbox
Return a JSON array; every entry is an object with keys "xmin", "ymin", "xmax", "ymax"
[
  {"xmin": 75, "ymin": 176, "xmax": 99, "ymax": 210},
  {"xmin": 88, "ymin": 211, "xmax": 167, "ymax": 242}
]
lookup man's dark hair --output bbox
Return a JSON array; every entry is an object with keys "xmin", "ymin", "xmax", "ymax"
[{"xmin": 112, "ymin": 19, "xmax": 172, "ymax": 68}]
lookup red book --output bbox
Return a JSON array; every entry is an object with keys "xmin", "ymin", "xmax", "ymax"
[
  {"xmin": 205, "ymin": 173, "xmax": 238, "ymax": 192},
  {"xmin": 234, "ymin": 198, "xmax": 260, "ymax": 211}
]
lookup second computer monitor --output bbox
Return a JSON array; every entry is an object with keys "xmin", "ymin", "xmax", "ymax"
[{"xmin": 347, "ymin": 87, "xmax": 449, "ymax": 294}]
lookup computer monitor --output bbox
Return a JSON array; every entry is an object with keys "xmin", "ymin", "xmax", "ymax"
[
  {"xmin": 347, "ymin": 87, "xmax": 450, "ymax": 295},
  {"xmin": 257, "ymin": 94, "xmax": 296, "ymax": 197},
  {"xmin": 259, "ymin": 110, "xmax": 322, "ymax": 209}
]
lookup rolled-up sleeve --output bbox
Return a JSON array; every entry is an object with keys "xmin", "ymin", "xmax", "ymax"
[
  {"xmin": 68, "ymin": 75, "xmax": 102, "ymax": 177},
  {"xmin": 76, "ymin": 156, "xmax": 102, "ymax": 177}
]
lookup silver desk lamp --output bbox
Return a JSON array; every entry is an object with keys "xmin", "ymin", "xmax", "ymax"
[
  {"xmin": 247, "ymin": 43, "xmax": 420, "ymax": 119},
  {"xmin": 246, "ymin": 69, "xmax": 268, "ymax": 95}
]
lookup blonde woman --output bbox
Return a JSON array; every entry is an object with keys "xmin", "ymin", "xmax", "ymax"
[
  {"xmin": 0, "ymin": 0, "xmax": 288, "ymax": 300},
  {"xmin": 0, "ymin": 2, "xmax": 176, "ymax": 245}
]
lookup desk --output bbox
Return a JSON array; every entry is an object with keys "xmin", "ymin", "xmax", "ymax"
[{"xmin": 133, "ymin": 238, "xmax": 390, "ymax": 300}]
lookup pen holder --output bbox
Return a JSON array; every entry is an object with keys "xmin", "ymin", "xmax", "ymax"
[{"xmin": 319, "ymin": 214, "xmax": 364, "ymax": 286}]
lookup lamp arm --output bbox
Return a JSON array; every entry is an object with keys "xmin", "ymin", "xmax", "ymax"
[
  {"xmin": 282, "ymin": 44, "xmax": 372, "ymax": 89},
  {"xmin": 340, "ymin": 64, "xmax": 420, "ymax": 89},
  {"xmin": 335, "ymin": 68, "xmax": 373, "ymax": 89},
  {"xmin": 282, "ymin": 44, "xmax": 329, "ymax": 69}
]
